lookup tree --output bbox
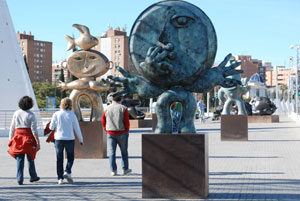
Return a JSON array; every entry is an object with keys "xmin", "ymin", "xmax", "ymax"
[{"xmin": 32, "ymin": 82, "xmax": 69, "ymax": 108}]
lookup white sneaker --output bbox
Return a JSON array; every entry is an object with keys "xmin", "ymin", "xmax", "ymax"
[
  {"xmin": 123, "ymin": 169, "xmax": 132, "ymax": 175},
  {"xmin": 58, "ymin": 179, "xmax": 64, "ymax": 185},
  {"xmin": 63, "ymin": 172, "xmax": 73, "ymax": 183},
  {"xmin": 111, "ymin": 170, "xmax": 117, "ymax": 176}
]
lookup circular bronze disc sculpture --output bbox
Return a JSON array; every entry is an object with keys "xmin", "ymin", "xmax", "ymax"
[
  {"xmin": 129, "ymin": 0, "xmax": 217, "ymax": 88},
  {"xmin": 108, "ymin": 0, "xmax": 243, "ymax": 133}
]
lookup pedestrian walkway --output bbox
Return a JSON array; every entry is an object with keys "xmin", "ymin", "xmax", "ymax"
[{"xmin": 0, "ymin": 115, "xmax": 300, "ymax": 200}]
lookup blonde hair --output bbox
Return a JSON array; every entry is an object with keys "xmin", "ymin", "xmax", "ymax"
[{"xmin": 60, "ymin": 98, "xmax": 72, "ymax": 110}]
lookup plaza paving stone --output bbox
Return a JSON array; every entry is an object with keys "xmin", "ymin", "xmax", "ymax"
[{"xmin": 0, "ymin": 115, "xmax": 300, "ymax": 200}]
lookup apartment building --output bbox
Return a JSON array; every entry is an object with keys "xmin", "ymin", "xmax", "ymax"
[
  {"xmin": 265, "ymin": 67, "xmax": 297, "ymax": 87},
  {"xmin": 17, "ymin": 31, "xmax": 52, "ymax": 82},
  {"xmin": 93, "ymin": 26, "xmax": 134, "ymax": 78},
  {"xmin": 236, "ymin": 55, "xmax": 267, "ymax": 81}
]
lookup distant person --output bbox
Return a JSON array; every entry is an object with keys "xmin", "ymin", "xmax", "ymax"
[
  {"xmin": 102, "ymin": 92, "xmax": 131, "ymax": 176},
  {"xmin": 8, "ymin": 96, "xmax": 40, "ymax": 185},
  {"xmin": 49, "ymin": 98, "xmax": 84, "ymax": 185},
  {"xmin": 197, "ymin": 98, "xmax": 205, "ymax": 122},
  {"xmin": 170, "ymin": 102, "xmax": 181, "ymax": 134}
]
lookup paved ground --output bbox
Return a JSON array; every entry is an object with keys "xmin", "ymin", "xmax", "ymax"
[{"xmin": 0, "ymin": 115, "xmax": 300, "ymax": 200}]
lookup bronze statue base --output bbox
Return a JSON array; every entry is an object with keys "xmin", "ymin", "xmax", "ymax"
[
  {"xmin": 130, "ymin": 119, "xmax": 152, "ymax": 128},
  {"xmin": 221, "ymin": 115, "xmax": 248, "ymax": 141},
  {"xmin": 74, "ymin": 122, "xmax": 107, "ymax": 158},
  {"xmin": 248, "ymin": 115, "xmax": 279, "ymax": 123},
  {"xmin": 142, "ymin": 134, "xmax": 209, "ymax": 199}
]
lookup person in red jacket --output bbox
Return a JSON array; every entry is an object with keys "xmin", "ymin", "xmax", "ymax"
[
  {"xmin": 8, "ymin": 96, "xmax": 40, "ymax": 185},
  {"xmin": 102, "ymin": 92, "xmax": 131, "ymax": 176}
]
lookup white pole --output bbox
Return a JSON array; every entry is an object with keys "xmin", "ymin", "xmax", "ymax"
[
  {"xmin": 296, "ymin": 47, "xmax": 299, "ymax": 121},
  {"xmin": 206, "ymin": 92, "xmax": 210, "ymax": 117},
  {"xmin": 275, "ymin": 66, "xmax": 280, "ymax": 112}
]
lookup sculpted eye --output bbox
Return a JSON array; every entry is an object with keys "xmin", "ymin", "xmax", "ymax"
[
  {"xmin": 171, "ymin": 15, "xmax": 194, "ymax": 28},
  {"xmin": 74, "ymin": 57, "xmax": 82, "ymax": 61},
  {"xmin": 89, "ymin": 56, "xmax": 96, "ymax": 60}
]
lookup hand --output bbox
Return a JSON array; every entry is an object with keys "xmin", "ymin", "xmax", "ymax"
[
  {"xmin": 139, "ymin": 46, "xmax": 174, "ymax": 75},
  {"xmin": 58, "ymin": 80, "xmax": 67, "ymax": 91},
  {"xmin": 214, "ymin": 53, "xmax": 243, "ymax": 88},
  {"xmin": 36, "ymin": 143, "xmax": 40, "ymax": 151},
  {"xmin": 107, "ymin": 66, "xmax": 163, "ymax": 98},
  {"xmin": 80, "ymin": 142, "xmax": 84, "ymax": 146}
]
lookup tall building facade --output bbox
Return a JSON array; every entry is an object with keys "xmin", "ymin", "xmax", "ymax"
[
  {"xmin": 265, "ymin": 67, "xmax": 296, "ymax": 87},
  {"xmin": 236, "ymin": 55, "xmax": 267, "ymax": 81},
  {"xmin": 17, "ymin": 31, "xmax": 52, "ymax": 82},
  {"xmin": 93, "ymin": 27, "xmax": 134, "ymax": 78}
]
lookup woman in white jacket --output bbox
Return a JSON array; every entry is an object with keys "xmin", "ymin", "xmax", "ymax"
[{"xmin": 50, "ymin": 98, "xmax": 84, "ymax": 184}]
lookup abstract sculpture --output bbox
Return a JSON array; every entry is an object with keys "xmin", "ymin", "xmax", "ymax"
[
  {"xmin": 108, "ymin": 0, "xmax": 242, "ymax": 133},
  {"xmin": 250, "ymin": 97, "xmax": 277, "ymax": 115},
  {"xmin": 59, "ymin": 24, "xmax": 113, "ymax": 121},
  {"xmin": 218, "ymin": 73, "xmax": 250, "ymax": 115}
]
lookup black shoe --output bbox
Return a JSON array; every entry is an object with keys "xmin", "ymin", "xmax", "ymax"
[
  {"xmin": 30, "ymin": 177, "xmax": 40, "ymax": 182},
  {"xmin": 18, "ymin": 181, "xmax": 23, "ymax": 185}
]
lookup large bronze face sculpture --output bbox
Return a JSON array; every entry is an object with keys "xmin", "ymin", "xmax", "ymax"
[
  {"xmin": 130, "ymin": 1, "xmax": 217, "ymax": 88},
  {"xmin": 108, "ymin": 0, "xmax": 243, "ymax": 133},
  {"xmin": 67, "ymin": 50, "xmax": 110, "ymax": 78}
]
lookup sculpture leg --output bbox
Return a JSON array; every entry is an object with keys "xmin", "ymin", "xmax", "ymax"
[
  {"xmin": 179, "ymin": 92, "xmax": 197, "ymax": 133},
  {"xmin": 236, "ymin": 98, "xmax": 247, "ymax": 115},
  {"xmin": 69, "ymin": 90, "xmax": 83, "ymax": 121},
  {"xmin": 87, "ymin": 91, "xmax": 103, "ymax": 122},
  {"xmin": 222, "ymin": 100, "xmax": 234, "ymax": 115},
  {"xmin": 155, "ymin": 89, "xmax": 196, "ymax": 134}
]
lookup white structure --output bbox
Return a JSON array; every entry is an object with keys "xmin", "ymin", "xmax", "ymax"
[
  {"xmin": 0, "ymin": 0, "xmax": 38, "ymax": 111},
  {"xmin": 248, "ymin": 73, "xmax": 266, "ymax": 98}
]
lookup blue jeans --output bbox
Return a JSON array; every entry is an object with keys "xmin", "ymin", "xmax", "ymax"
[
  {"xmin": 16, "ymin": 154, "xmax": 37, "ymax": 182},
  {"xmin": 107, "ymin": 132, "xmax": 129, "ymax": 172},
  {"xmin": 54, "ymin": 140, "xmax": 75, "ymax": 180}
]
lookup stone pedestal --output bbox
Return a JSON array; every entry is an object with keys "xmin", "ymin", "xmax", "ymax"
[
  {"xmin": 221, "ymin": 115, "xmax": 248, "ymax": 141},
  {"xmin": 142, "ymin": 134, "xmax": 209, "ymax": 199},
  {"xmin": 248, "ymin": 115, "xmax": 279, "ymax": 123},
  {"xmin": 74, "ymin": 122, "xmax": 107, "ymax": 158},
  {"xmin": 151, "ymin": 113, "xmax": 157, "ymax": 132},
  {"xmin": 130, "ymin": 119, "xmax": 152, "ymax": 128}
]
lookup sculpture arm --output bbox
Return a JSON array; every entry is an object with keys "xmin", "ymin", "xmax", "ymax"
[
  {"xmin": 58, "ymin": 80, "xmax": 89, "ymax": 90},
  {"xmin": 185, "ymin": 54, "xmax": 243, "ymax": 93},
  {"xmin": 108, "ymin": 66, "xmax": 164, "ymax": 98},
  {"xmin": 89, "ymin": 79, "xmax": 120, "ymax": 91}
]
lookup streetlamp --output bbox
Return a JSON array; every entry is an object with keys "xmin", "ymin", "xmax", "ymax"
[{"xmin": 290, "ymin": 45, "xmax": 300, "ymax": 121}]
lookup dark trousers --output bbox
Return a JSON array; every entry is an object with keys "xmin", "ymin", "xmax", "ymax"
[
  {"xmin": 54, "ymin": 140, "xmax": 75, "ymax": 180},
  {"xmin": 16, "ymin": 154, "xmax": 37, "ymax": 182}
]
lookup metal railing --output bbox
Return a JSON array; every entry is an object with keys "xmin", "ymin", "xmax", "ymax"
[{"xmin": 0, "ymin": 107, "xmax": 150, "ymax": 129}]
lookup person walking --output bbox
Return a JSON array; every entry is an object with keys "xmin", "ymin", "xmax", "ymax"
[
  {"xmin": 102, "ymin": 92, "xmax": 131, "ymax": 176},
  {"xmin": 49, "ymin": 98, "xmax": 83, "ymax": 184},
  {"xmin": 8, "ymin": 96, "xmax": 40, "ymax": 185},
  {"xmin": 197, "ymin": 98, "xmax": 205, "ymax": 123}
]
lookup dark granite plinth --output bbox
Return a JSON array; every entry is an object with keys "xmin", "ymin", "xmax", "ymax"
[
  {"xmin": 221, "ymin": 115, "xmax": 248, "ymax": 141},
  {"xmin": 142, "ymin": 134, "xmax": 209, "ymax": 199},
  {"xmin": 248, "ymin": 115, "xmax": 279, "ymax": 123},
  {"xmin": 74, "ymin": 122, "xmax": 107, "ymax": 158},
  {"xmin": 130, "ymin": 119, "xmax": 152, "ymax": 128}
]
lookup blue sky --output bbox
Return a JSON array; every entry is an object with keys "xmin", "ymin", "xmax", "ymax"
[{"xmin": 6, "ymin": 0, "xmax": 300, "ymax": 67}]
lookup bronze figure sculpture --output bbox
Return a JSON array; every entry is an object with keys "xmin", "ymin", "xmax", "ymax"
[
  {"xmin": 60, "ymin": 24, "xmax": 113, "ymax": 121},
  {"xmin": 108, "ymin": 0, "xmax": 243, "ymax": 133},
  {"xmin": 218, "ymin": 73, "xmax": 249, "ymax": 115}
]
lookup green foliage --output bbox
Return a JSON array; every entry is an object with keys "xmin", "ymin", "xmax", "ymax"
[{"xmin": 32, "ymin": 82, "xmax": 68, "ymax": 108}]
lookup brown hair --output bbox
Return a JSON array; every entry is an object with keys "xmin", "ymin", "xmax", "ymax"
[{"xmin": 60, "ymin": 98, "xmax": 72, "ymax": 110}]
